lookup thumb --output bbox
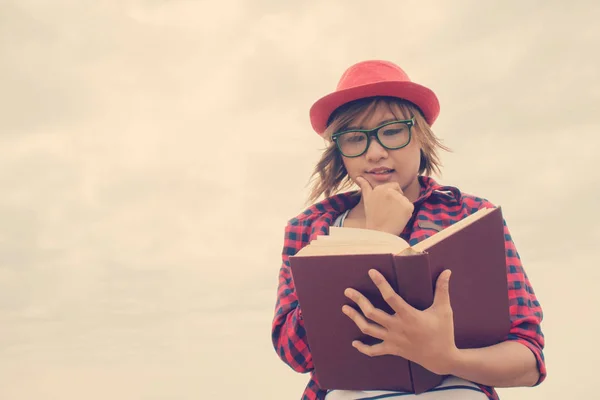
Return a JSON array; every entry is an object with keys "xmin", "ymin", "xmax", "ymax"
[
  {"xmin": 433, "ymin": 269, "xmax": 452, "ymax": 310},
  {"xmin": 355, "ymin": 176, "xmax": 372, "ymax": 195}
]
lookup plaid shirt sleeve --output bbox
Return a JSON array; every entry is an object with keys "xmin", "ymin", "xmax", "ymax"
[
  {"xmin": 476, "ymin": 199, "xmax": 547, "ymax": 386},
  {"xmin": 271, "ymin": 221, "xmax": 314, "ymax": 374}
]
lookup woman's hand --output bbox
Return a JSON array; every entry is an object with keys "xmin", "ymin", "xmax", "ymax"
[
  {"xmin": 342, "ymin": 268, "xmax": 459, "ymax": 376},
  {"xmin": 355, "ymin": 176, "xmax": 414, "ymax": 236}
]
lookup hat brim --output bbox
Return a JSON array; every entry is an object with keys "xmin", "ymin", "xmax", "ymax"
[{"xmin": 309, "ymin": 81, "xmax": 440, "ymax": 136}]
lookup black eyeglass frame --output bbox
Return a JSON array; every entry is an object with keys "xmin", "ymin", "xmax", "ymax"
[{"xmin": 330, "ymin": 117, "xmax": 415, "ymax": 158}]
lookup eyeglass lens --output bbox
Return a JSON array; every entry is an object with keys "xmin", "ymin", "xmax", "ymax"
[{"xmin": 337, "ymin": 122, "xmax": 411, "ymax": 156}]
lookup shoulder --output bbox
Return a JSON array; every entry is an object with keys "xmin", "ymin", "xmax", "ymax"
[
  {"xmin": 459, "ymin": 190, "xmax": 496, "ymax": 213},
  {"xmin": 421, "ymin": 176, "xmax": 497, "ymax": 215},
  {"xmin": 286, "ymin": 191, "xmax": 359, "ymax": 228},
  {"xmin": 281, "ymin": 191, "xmax": 360, "ymax": 255}
]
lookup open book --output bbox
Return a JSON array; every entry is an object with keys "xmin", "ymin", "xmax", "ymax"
[
  {"xmin": 289, "ymin": 206, "xmax": 511, "ymax": 394},
  {"xmin": 296, "ymin": 206, "xmax": 497, "ymax": 256}
]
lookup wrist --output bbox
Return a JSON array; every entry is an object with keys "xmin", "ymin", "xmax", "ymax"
[{"xmin": 431, "ymin": 346, "xmax": 462, "ymax": 376}]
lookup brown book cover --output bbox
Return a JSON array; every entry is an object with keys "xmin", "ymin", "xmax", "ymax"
[{"xmin": 289, "ymin": 206, "xmax": 511, "ymax": 394}]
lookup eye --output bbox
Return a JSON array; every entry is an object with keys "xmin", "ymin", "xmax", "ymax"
[
  {"xmin": 382, "ymin": 128, "xmax": 404, "ymax": 136},
  {"xmin": 343, "ymin": 132, "xmax": 365, "ymax": 143}
]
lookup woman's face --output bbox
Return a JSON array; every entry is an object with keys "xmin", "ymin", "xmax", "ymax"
[{"xmin": 338, "ymin": 103, "xmax": 423, "ymax": 201}]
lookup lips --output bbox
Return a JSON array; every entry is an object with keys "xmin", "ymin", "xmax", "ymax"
[
  {"xmin": 366, "ymin": 168, "xmax": 395, "ymax": 182},
  {"xmin": 367, "ymin": 167, "xmax": 395, "ymax": 174}
]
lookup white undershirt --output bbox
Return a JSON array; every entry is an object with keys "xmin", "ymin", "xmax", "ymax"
[{"xmin": 324, "ymin": 376, "xmax": 488, "ymax": 399}]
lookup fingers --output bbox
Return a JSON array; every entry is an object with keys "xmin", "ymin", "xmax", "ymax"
[
  {"xmin": 386, "ymin": 182, "xmax": 403, "ymax": 194},
  {"xmin": 368, "ymin": 269, "xmax": 413, "ymax": 316},
  {"xmin": 351, "ymin": 340, "xmax": 391, "ymax": 358},
  {"xmin": 390, "ymin": 188, "xmax": 411, "ymax": 204},
  {"xmin": 354, "ymin": 176, "xmax": 373, "ymax": 195},
  {"xmin": 342, "ymin": 304, "xmax": 388, "ymax": 340},
  {"xmin": 371, "ymin": 181, "xmax": 402, "ymax": 193},
  {"xmin": 432, "ymin": 269, "xmax": 452, "ymax": 310},
  {"xmin": 344, "ymin": 288, "xmax": 393, "ymax": 326},
  {"xmin": 354, "ymin": 176, "xmax": 405, "ymax": 197}
]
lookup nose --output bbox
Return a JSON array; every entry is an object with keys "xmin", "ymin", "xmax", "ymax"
[{"xmin": 364, "ymin": 136, "xmax": 388, "ymax": 162}]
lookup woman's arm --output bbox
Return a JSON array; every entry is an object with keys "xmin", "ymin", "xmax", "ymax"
[{"xmin": 448, "ymin": 340, "xmax": 540, "ymax": 387}]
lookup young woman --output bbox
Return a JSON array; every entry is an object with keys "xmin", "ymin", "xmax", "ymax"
[{"xmin": 271, "ymin": 60, "xmax": 546, "ymax": 400}]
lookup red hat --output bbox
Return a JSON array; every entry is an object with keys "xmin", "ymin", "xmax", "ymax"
[{"xmin": 309, "ymin": 60, "xmax": 440, "ymax": 136}]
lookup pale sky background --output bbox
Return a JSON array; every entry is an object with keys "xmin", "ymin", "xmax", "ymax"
[{"xmin": 0, "ymin": 1, "xmax": 599, "ymax": 399}]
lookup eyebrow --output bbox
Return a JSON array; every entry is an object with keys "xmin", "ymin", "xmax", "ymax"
[{"xmin": 347, "ymin": 118, "xmax": 397, "ymax": 130}]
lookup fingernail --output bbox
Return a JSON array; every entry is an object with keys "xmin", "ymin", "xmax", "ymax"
[{"xmin": 368, "ymin": 269, "xmax": 380, "ymax": 282}]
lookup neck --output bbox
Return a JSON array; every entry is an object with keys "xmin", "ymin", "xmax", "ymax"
[{"xmin": 402, "ymin": 175, "xmax": 422, "ymax": 203}]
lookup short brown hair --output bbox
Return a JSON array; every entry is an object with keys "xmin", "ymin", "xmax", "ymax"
[{"xmin": 306, "ymin": 96, "xmax": 451, "ymax": 205}]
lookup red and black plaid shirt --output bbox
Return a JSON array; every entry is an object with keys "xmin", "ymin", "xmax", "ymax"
[{"xmin": 271, "ymin": 175, "xmax": 546, "ymax": 400}]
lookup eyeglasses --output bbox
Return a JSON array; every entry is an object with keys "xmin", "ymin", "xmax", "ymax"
[{"xmin": 331, "ymin": 117, "xmax": 415, "ymax": 158}]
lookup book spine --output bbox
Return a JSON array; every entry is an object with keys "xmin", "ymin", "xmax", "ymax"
[
  {"xmin": 392, "ymin": 254, "xmax": 434, "ymax": 311},
  {"xmin": 392, "ymin": 254, "xmax": 442, "ymax": 393}
]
